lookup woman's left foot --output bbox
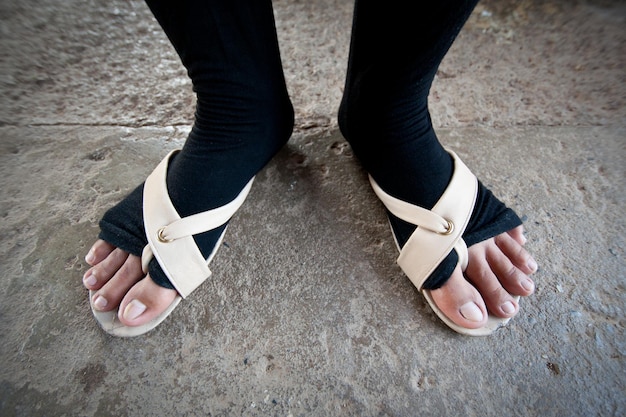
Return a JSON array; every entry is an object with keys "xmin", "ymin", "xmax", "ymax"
[
  {"xmin": 428, "ymin": 226, "xmax": 537, "ymax": 330},
  {"xmin": 366, "ymin": 150, "xmax": 538, "ymax": 334}
]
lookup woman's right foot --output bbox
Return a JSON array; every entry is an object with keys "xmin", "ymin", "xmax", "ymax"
[{"xmin": 83, "ymin": 239, "xmax": 179, "ymax": 327}]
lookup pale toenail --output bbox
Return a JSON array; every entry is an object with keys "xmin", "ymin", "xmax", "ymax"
[
  {"xmin": 521, "ymin": 279, "xmax": 535, "ymax": 292},
  {"xmin": 123, "ymin": 300, "xmax": 147, "ymax": 321},
  {"xmin": 527, "ymin": 257, "xmax": 538, "ymax": 272},
  {"xmin": 460, "ymin": 302, "xmax": 484, "ymax": 322},
  {"xmin": 501, "ymin": 301, "xmax": 516, "ymax": 315},
  {"xmin": 93, "ymin": 295, "xmax": 108, "ymax": 310},
  {"xmin": 83, "ymin": 273, "xmax": 97, "ymax": 287},
  {"xmin": 85, "ymin": 250, "xmax": 95, "ymax": 264}
]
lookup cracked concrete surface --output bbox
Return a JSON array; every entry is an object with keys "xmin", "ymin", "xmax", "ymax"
[{"xmin": 0, "ymin": 0, "xmax": 624, "ymax": 416}]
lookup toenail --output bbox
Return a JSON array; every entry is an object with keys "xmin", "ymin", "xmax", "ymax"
[
  {"xmin": 501, "ymin": 301, "xmax": 516, "ymax": 315},
  {"xmin": 85, "ymin": 250, "xmax": 95, "ymax": 264},
  {"xmin": 460, "ymin": 302, "xmax": 484, "ymax": 322},
  {"xmin": 123, "ymin": 300, "xmax": 147, "ymax": 321},
  {"xmin": 83, "ymin": 273, "xmax": 97, "ymax": 287},
  {"xmin": 521, "ymin": 279, "xmax": 535, "ymax": 292},
  {"xmin": 527, "ymin": 257, "xmax": 538, "ymax": 272},
  {"xmin": 93, "ymin": 295, "xmax": 108, "ymax": 310}
]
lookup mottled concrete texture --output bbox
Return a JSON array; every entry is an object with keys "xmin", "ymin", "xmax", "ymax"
[{"xmin": 0, "ymin": 0, "xmax": 624, "ymax": 416}]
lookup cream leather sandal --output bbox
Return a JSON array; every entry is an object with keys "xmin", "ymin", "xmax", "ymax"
[
  {"xmin": 369, "ymin": 151, "xmax": 518, "ymax": 336},
  {"xmin": 90, "ymin": 150, "xmax": 254, "ymax": 337}
]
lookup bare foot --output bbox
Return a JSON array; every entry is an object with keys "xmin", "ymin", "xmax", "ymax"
[
  {"xmin": 83, "ymin": 239, "xmax": 178, "ymax": 327},
  {"xmin": 429, "ymin": 226, "xmax": 537, "ymax": 329}
]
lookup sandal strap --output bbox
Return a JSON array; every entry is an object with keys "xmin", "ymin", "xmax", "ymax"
[
  {"xmin": 156, "ymin": 181, "xmax": 253, "ymax": 242},
  {"xmin": 369, "ymin": 150, "xmax": 477, "ymax": 290},
  {"xmin": 142, "ymin": 150, "xmax": 253, "ymax": 297}
]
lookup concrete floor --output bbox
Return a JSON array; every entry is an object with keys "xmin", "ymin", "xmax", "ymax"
[{"xmin": 0, "ymin": 0, "xmax": 624, "ymax": 416}]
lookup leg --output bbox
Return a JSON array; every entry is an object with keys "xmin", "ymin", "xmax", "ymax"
[
  {"xmin": 84, "ymin": 0, "xmax": 293, "ymax": 332},
  {"xmin": 339, "ymin": 0, "xmax": 537, "ymax": 333}
]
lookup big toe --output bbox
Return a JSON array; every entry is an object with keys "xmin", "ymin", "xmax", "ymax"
[
  {"xmin": 117, "ymin": 276, "xmax": 178, "ymax": 327},
  {"xmin": 428, "ymin": 267, "xmax": 489, "ymax": 330}
]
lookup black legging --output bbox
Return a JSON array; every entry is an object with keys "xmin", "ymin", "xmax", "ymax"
[
  {"xmin": 145, "ymin": 0, "xmax": 294, "ymax": 179},
  {"xmin": 144, "ymin": 0, "xmax": 477, "ymax": 193},
  {"xmin": 100, "ymin": 0, "xmax": 520, "ymax": 290},
  {"xmin": 340, "ymin": 0, "xmax": 480, "ymax": 206}
]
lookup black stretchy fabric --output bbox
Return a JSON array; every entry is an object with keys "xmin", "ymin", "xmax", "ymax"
[
  {"xmin": 338, "ymin": 0, "xmax": 521, "ymax": 289},
  {"xmin": 99, "ymin": 0, "xmax": 522, "ymax": 292}
]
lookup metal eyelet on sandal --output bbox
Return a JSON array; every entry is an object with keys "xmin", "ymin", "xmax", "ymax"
[
  {"xmin": 438, "ymin": 219, "xmax": 454, "ymax": 236},
  {"xmin": 157, "ymin": 227, "xmax": 173, "ymax": 243}
]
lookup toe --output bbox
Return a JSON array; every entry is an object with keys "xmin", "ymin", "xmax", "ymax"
[
  {"xmin": 117, "ymin": 275, "xmax": 178, "ymax": 327},
  {"xmin": 429, "ymin": 267, "xmax": 489, "ymax": 330},
  {"xmin": 85, "ymin": 239, "xmax": 116, "ymax": 266},
  {"xmin": 466, "ymin": 245, "xmax": 521, "ymax": 318},
  {"xmin": 495, "ymin": 231, "xmax": 538, "ymax": 276},
  {"xmin": 90, "ymin": 253, "xmax": 144, "ymax": 312},
  {"xmin": 491, "ymin": 233, "xmax": 537, "ymax": 297},
  {"xmin": 83, "ymin": 246, "xmax": 129, "ymax": 290},
  {"xmin": 507, "ymin": 225, "xmax": 527, "ymax": 246},
  {"xmin": 476, "ymin": 281, "xmax": 519, "ymax": 319},
  {"xmin": 487, "ymin": 248, "xmax": 535, "ymax": 297}
]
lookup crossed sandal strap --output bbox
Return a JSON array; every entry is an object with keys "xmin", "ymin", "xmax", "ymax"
[
  {"xmin": 369, "ymin": 151, "xmax": 478, "ymax": 290},
  {"xmin": 142, "ymin": 150, "xmax": 254, "ymax": 298}
]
